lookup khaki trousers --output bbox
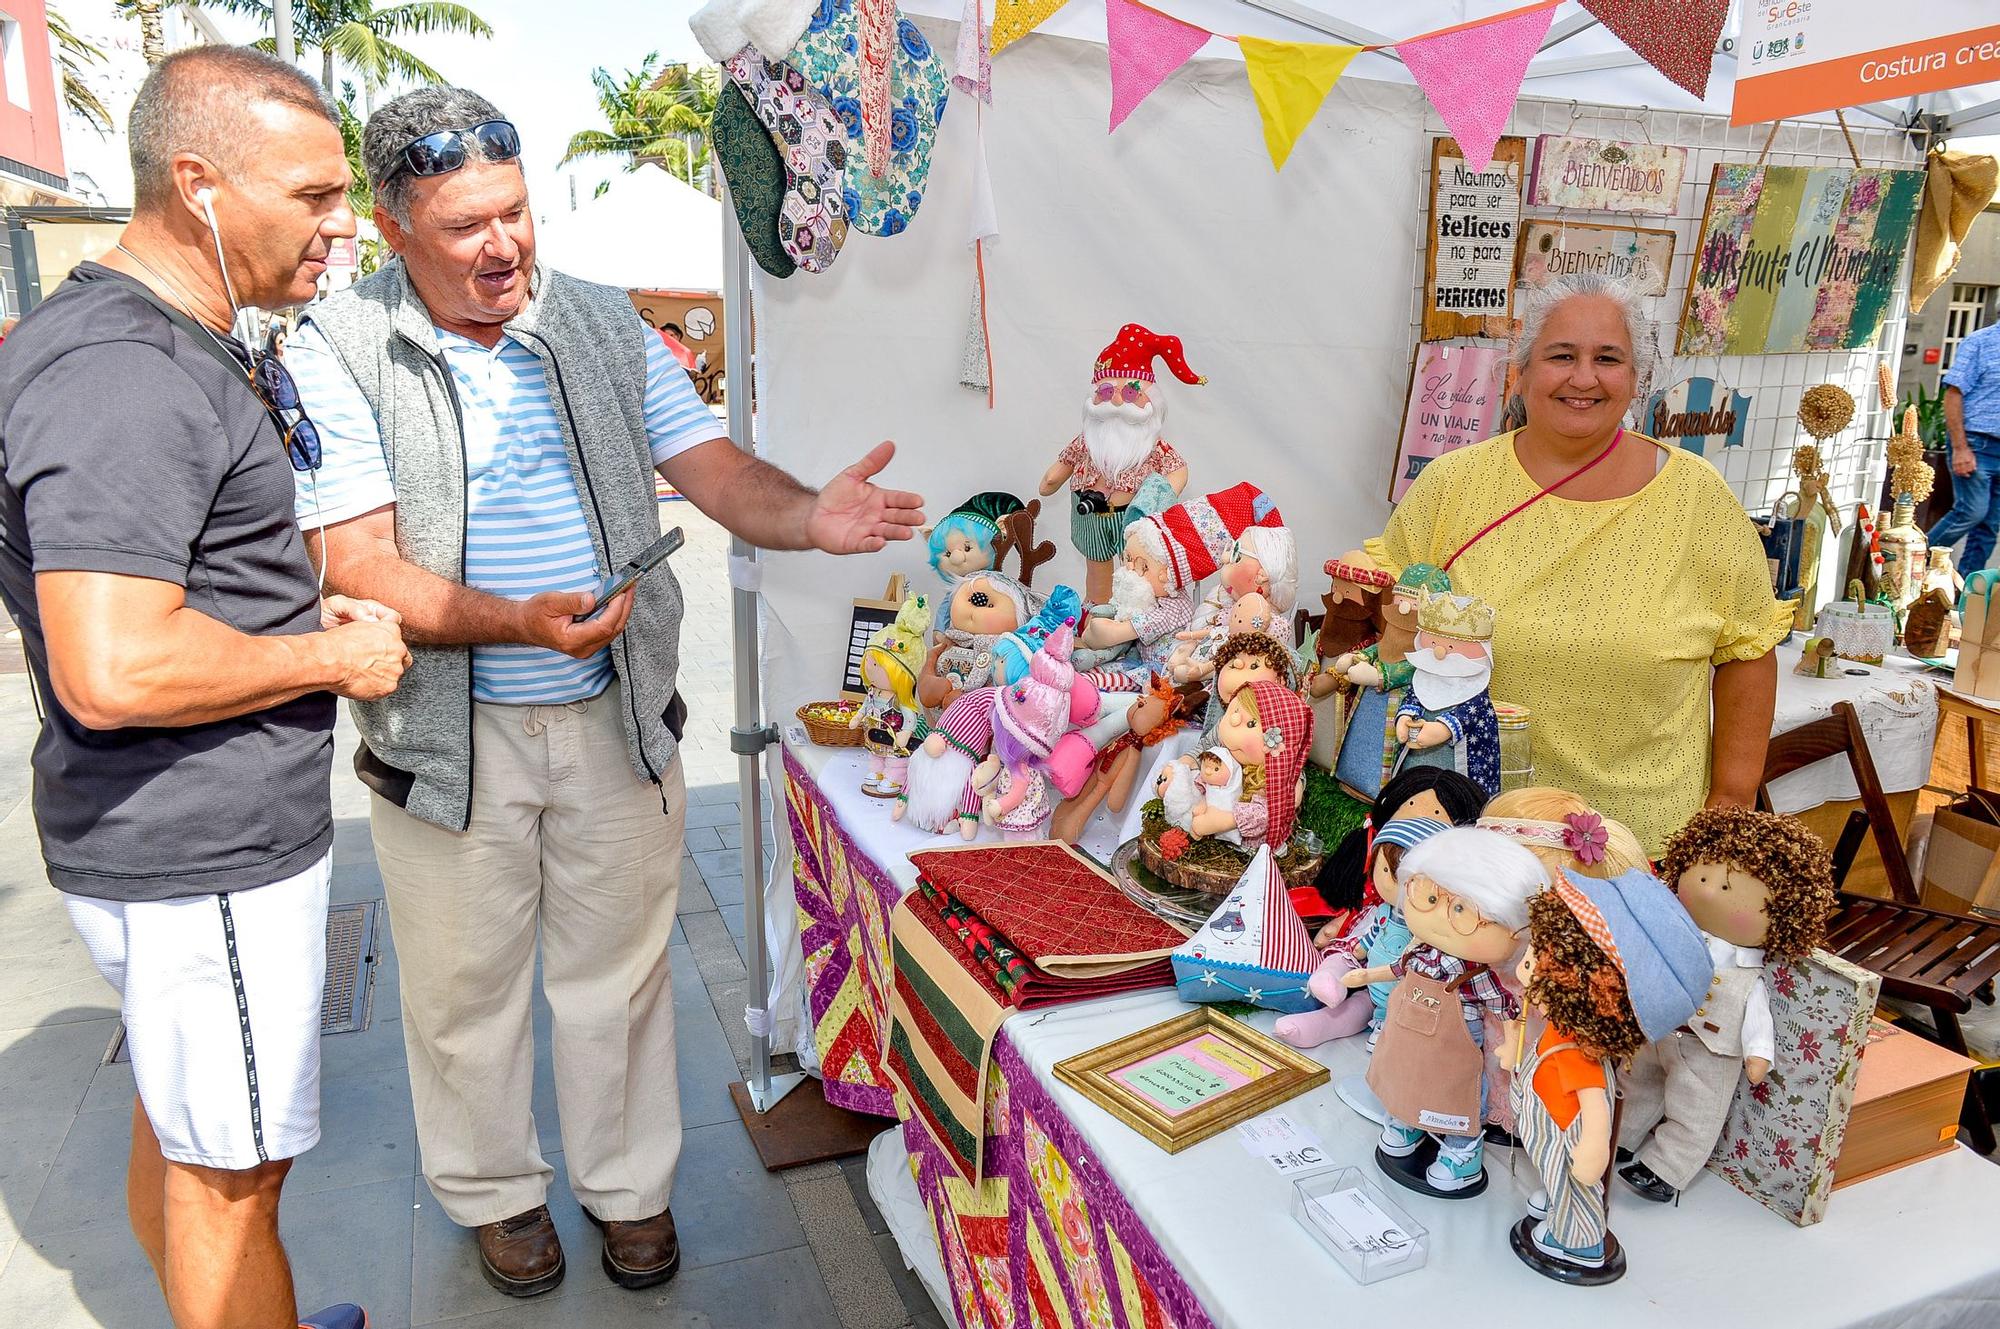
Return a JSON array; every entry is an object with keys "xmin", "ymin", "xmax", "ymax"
[
  {"xmin": 371, "ymin": 680, "xmax": 684, "ymax": 1227},
  {"xmin": 1617, "ymin": 1031, "xmax": 1742, "ymax": 1192}
]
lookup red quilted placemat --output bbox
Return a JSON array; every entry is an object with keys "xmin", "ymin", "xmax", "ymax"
[{"xmin": 909, "ymin": 840, "xmax": 1186, "ymax": 965}]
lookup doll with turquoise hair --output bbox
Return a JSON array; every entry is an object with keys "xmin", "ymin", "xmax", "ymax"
[{"xmin": 926, "ymin": 492, "xmax": 1024, "ymax": 630}]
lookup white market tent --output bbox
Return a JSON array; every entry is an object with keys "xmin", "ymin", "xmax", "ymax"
[
  {"xmin": 718, "ymin": 1, "xmax": 2000, "ymax": 1105},
  {"xmin": 534, "ymin": 167, "xmax": 723, "ymax": 292}
]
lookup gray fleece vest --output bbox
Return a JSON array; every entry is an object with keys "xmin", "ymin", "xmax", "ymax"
[{"xmin": 305, "ymin": 260, "xmax": 684, "ymax": 830}]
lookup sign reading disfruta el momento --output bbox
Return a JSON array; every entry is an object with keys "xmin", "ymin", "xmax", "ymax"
[
  {"xmin": 1677, "ymin": 164, "xmax": 1925, "ymax": 356},
  {"xmin": 1529, "ymin": 136, "xmax": 1687, "ymax": 215},
  {"xmin": 1423, "ymin": 136, "xmax": 1526, "ymax": 340}
]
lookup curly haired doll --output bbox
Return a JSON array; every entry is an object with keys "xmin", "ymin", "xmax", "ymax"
[
  {"xmin": 1198, "ymin": 628, "xmax": 1299, "ymax": 743},
  {"xmin": 1506, "ymin": 869, "xmax": 1709, "ymax": 1279},
  {"xmin": 1617, "ymin": 807, "xmax": 1837, "ymax": 1205}
]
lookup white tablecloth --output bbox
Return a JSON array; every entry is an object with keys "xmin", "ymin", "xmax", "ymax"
[{"xmin": 1767, "ymin": 639, "xmax": 1940, "ymax": 814}]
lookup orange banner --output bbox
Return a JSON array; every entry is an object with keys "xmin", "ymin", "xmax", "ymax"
[{"xmin": 1733, "ymin": 22, "xmax": 2000, "ymax": 126}]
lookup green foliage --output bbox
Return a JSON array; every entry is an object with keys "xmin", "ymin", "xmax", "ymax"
[
  {"xmin": 1899, "ymin": 383, "xmax": 1949, "ymax": 451},
  {"xmin": 49, "ymin": 6, "xmax": 113, "ymax": 131},
  {"xmin": 561, "ymin": 54, "xmax": 719, "ymax": 192},
  {"xmin": 214, "ymin": 0, "xmax": 493, "ymax": 97},
  {"xmin": 1299, "ymin": 763, "xmax": 1367, "ymax": 852}
]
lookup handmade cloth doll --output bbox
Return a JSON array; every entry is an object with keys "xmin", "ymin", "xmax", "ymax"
[
  {"xmin": 990, "ymin": 585, "xmax": 1082, "ymax": 688},
  {"xmin": 975, "ymin": 624, "xmax": 1084, "ymax": 840},
  {"xmin": 1276, "ymin": 816, "xmax": 1448, "ymax": 1051},
  {"xmin": 927, "ymin": 491, "xmax": 1024, "ymax": 588},
  {"xmin": 895, "ymin": 686, "xmax": 997, "ymax": 838},
  {"xmin": 1198, "ymin": 630, "xmax": 1296, "ymax": 745},
  {"xmin": 1038, "ymin": 324, "xmax": 1199, "ymax": 605},
  {"xmin": 1194, "ymin": 748, "xmax": 1244, "ymax": 844},
  {"xmin": 1333, "ymin": 562, "xmax": 1452, "ymax": 799},
  {"xmin": 1395, "ymin": 588, "xmax": 1500, "ymax": 797},
  {"xmin": 1505, "ymin": 868, "xmax": 1709, "ymax": 1281},
  {"xmin": 1311, "ymin": 768, "xmax": 1489, "ymax": 926},
  {"xmin": 1169, "ymin": 524, "xmax": 1299, "ymax": 684},
  {"xmin": 850, "ymin": 593, "xmax": 932, "ymax": 796},
  {"xmin": 1343, "ymin": 826, "xmax": 1545, "ymax": 1198},
  {"xmin": 922, "ymin": 570, "xmax": 1039, "ymax": 709},
  {"xmin": 1049, "ymin": 679, "xmax": 1201, "ymax": 842},
  {"xmin": 1081, "ymin": 483, "xmax": 1283, "ymax": 688},
  {"xmin": 1617, "ymin": 808, "xmax": 1837, "ymax": 1204},
  {"xmin": 1154, "ymin": 755, "xmax": 1203, "ymax": 834},
  {"xmin": 1479, "ymin": 787, "xmax": 1649, "ymax": 881},
  {"xmin": 1194, "ymin": 678, "xmax": 1313, "ymax": 855},
  {"xmin": 1307, "ymin": 553, "xmax": 1393, "ymax": 770}
]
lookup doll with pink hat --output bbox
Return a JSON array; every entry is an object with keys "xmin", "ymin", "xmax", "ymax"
[{"xmin": 974, "ymin": 624, "xmax": 1086, "ymax": 840}]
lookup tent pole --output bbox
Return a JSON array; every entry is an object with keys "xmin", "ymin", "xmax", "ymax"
[{"xmin": 720, "ymin": 183, "xmax": 801, "ymax": 1115}]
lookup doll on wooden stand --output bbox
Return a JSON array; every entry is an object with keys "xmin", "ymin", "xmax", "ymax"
[
  {"xmin": 1617, "ymin": 807, "xmax": 1837, "ymax": 1205},
  {"xmin": 1342, "ymin": 827, "xmax": 1545, "ymax": 1198},
  {"xmin": 1039, "ymin": 324, "xmax": 1197, "ymax": 605},
  {"xmin": 850, "ymin": 594, "xmax": 932, "ymax": 797},
  {"xmin": 1504, "ymin": 868, "xmax": 1710, "ymax": 1284}
]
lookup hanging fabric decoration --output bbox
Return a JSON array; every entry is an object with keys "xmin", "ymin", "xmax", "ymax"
[
  {"xmin": 961, "ymin": 104, "xmax": 1000, "ymax": 404},
  {"xmin": 1239, "ymin": 37, "xmax": 1362, "ymax": 172},
  {"xmin": 1105, "ymin": 0, "xmax": 1211, "ymax": 133},
  {"xmin": 1397, "ymin": 0, "xmax": 1552, "ymax": 173},
  {"xmin": 991, "ymin": 0, "xmax": 1070, "ymax": 57},
  {"xmin": 857, "ymin": 0, "xmax": 897, "ymax": 177},
  {"xmin": 1580, "ymin": 0, "xmax": 1727, "ymax": 101},
  {"xmin": 953, "ymin": 0, "xmax": 991, "ymax": 101}
]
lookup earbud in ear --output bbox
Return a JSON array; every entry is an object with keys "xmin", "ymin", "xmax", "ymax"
[{"xmin": 195, "ymin": 187, "xmax": 218, "ymax": 229}]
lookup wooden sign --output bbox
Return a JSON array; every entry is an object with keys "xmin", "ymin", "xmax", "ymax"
[
  {"xmin": 1645, "ymin": 377, "xmax": 1751, "ymax": 456},
  {"xmin": 1676, "ymin": 163, "xmax": 1925, "ymax": 356},
  {"xmin": 1528, "ymin": 136, "xmax": 1687, "ymax": 215},
  {"xmin": 1423, "ymin": 136, "xmax": 1526, "ymax": 341},
  {"xmin": 629, "ymin": 288, "xmax": 725, "ymax": 404},
  {"xmin": 1519, "ymin": 220, "xmax": 1675, "ymax": 297},
  {"xmin": 1389, "ymin": 343, "xmax": 1508, "ymax": 502},
  {"xmin": 841, "ymin": 574, "xmax": 909, "ymax": 700}
]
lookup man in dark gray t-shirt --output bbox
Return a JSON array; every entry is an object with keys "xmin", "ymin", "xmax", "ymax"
[{"xmin": 0, "ymin": 48, "xmax": 408, "ymax": 1329}]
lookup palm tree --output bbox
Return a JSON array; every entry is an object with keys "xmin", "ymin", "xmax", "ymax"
[
  {"xmin": 561, "ymin": 56, "xmax": 719, "ymax": 195},
  {"xmin": 212, "ymin": 0, "xmax": 492, "ymax": 107},
  {"xmin": 49, "ymin": 6, "xmax": 114, "ymax": 130},
  {"xmin": 112, "ymin": 0, "xmax": 167, "ymax": 65}
]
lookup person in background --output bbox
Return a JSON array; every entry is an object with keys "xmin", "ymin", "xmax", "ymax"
[
  {"xmin": 1929, "ymin": 319, "xmax": 2000, "ymax": 574},
  {"xmin": 0, "ymin": 47, "xmax": 408, "ymax": 1329},
  {"xmin": 0, "ymin": 316, "xmax": 17, "ymax": 345},
  {"xmin": 287, "ymin": 85, "xmax": 923, "ymax": 1299},
  {"xmin": 1368, "ymin": 273, "xmax": 1787, "ymax": 858}
]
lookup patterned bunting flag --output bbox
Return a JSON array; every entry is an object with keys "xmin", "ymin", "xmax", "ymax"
[
  {"xmin": 1397, "ymin": 0, "xmax": 1553, "ymax": 172},
  {"xmin": 1582, "ymin": 0, "xmax": 1728, "ymax": 101},
  {"xmin": 1239, "ymin": 37, "xmax": 1362, "ymax": 172},
  {"xmin": 1105, "ymin": 0, "xmax": 1212, "ymax": 133},
  {"xmin": 991, "ymin": 0, "xmax": 1069, "ymax": 57}
]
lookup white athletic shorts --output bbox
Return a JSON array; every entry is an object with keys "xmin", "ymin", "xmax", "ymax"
[{"xmin": 65, "ymin": 853, "xmax": 332, "ymax": 1171}]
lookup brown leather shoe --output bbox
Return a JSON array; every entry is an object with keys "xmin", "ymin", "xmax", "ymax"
[
  {"xmin": 476, "ymin": 1205, "xmax": 565, "ymax": 1297},
  {"xmin": 587, "ymin": 1207, "xmax": 681, "ymax": 1289}
]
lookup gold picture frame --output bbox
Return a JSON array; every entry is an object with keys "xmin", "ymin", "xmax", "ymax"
[{"xmin": 1053, "ymin": 1009, "xmax": 1330, "ymax": 1154}]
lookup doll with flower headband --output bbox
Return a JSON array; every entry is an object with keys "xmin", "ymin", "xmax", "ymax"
[
  {"xmin": 1503, "ymin": 868, "xmax": 1710, "ymax": 1281},
  {"xmin": 850, "ymin": 594, "xmax": 932, "ymax": 797},
  {"xmin": 1479, "ymin": 788, "xmax": 1650, "ymax": 880}
]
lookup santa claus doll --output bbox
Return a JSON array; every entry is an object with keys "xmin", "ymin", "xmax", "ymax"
[{"xmin": 1039, "ymin": 324, "xmax": 1199, "ymax": 605}]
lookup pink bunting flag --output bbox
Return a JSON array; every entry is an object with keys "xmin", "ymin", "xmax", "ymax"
[
  {"xmin": 1105, "ymin": 0, "xmax": 1211, "ymax": 133},
  {"xmin": 1397, "ymin": 1, "xmax": 1554, "ymax": 172}
]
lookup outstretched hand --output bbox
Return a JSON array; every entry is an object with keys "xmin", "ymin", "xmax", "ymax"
[{"xmin": 805, "ymin": 441, "xmax": 925, "ymax": 554}]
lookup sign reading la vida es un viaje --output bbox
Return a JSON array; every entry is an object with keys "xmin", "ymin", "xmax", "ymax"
[
  {"xmin": 1529, "ymin": 136, "xmax": 1687, "ymax": 215},
  {"xmin": 1733, "ymin": 0, "xmax": 2000, "ymax": 126},
  {"xmin": 1423, "ymin": 136, "xmax": 1525, "ymax": 340}
]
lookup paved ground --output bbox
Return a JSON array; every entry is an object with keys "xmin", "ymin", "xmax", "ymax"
[{"xmin": 0, "ymin": 508, "xmax": 943, "ymax": 1328}]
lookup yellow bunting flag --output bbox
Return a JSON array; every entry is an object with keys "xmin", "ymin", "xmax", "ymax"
[
  {"xmin": 991, "ymin": 0, "xmax": 1071, "ymax": 56},
  {"xmin": 1239, "ymin": 37, "xmax": 1362, "ymax": 171}
]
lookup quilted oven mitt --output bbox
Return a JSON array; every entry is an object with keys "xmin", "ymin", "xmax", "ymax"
[
  {"xmin": 710, "ymin": 79, "xmax": 797, "ymax": 279},
  {"xmin": 723, "ymin": 51, "xmax": 850, "ymax": 273}
]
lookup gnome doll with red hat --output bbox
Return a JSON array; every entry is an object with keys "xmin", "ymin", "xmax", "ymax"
[
  {"xmin": 1190, "ymin": 676, "xmax": 1315, "ymax": 856},
  {"xmin": 1080, "ymin": 482, "xmax": 1284, "ymax": 690},
  {"xmin": 1039, "ymin": 324, "xmax": 1200, "ymax": 606}
]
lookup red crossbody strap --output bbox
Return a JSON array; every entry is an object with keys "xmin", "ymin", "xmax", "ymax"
[{"xmin": 1441, "ymin": 428, "xmax": 1623, "ymax": 573}]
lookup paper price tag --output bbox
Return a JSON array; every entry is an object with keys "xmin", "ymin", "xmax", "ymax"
[
  {"xmin": 1307, "ymin": 1188, "xmax": 1416, "ymax": 1266},
  {"xmin": 1234, "ymin": 1113, "xmax": 1333, "ymax": 1177}
]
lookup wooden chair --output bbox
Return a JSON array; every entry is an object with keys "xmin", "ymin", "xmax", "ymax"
[{"xmin": 1759, "ymin": 701, "xmax": 2000, "ymax": 1153}]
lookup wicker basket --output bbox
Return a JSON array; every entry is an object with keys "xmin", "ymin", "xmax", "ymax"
[
  {"xmin": 1136, "ymin": 832, "xmax": 1325, "ymax": 897},
  {"xmin": 796, "ymin": 701, "xmax": 864, "ymax": 747}
]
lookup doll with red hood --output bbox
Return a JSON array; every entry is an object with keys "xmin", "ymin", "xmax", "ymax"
[
  {"xmin": 1040, "ymin": 324, "xmax": 1198, "ymax": 605},
  {"xmin": 1188, "ymin": 677, "xmax": 1315, "ymax": 856}
]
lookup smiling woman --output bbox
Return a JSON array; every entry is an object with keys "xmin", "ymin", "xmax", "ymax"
[{"xmin": 1365, "ymin": 274, "xmax": 1791, "ymax": 856}]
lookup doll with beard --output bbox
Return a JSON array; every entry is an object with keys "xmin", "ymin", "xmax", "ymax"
[{"xmin": 1395, "ymin": 590, "xmax": 1501, "ymax": 798}]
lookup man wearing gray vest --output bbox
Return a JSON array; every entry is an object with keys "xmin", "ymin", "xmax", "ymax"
[{"xmin": 286, "ymin": 86, "xmax": 923, "ymax": 1297}]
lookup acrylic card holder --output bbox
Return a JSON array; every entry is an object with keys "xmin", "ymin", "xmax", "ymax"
[{"xmin": 1291, "ymin": 1167, "xmax": 1430, "ymax": 1284}]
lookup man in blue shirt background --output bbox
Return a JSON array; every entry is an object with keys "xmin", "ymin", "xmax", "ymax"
[{"xmin": 1930, "ymin": 321, "xmax": 2000, "ymax": 573}]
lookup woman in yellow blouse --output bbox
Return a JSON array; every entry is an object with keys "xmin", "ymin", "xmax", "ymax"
[{"xmin": 1370, "ymin": 274, "xmax": 1790, "ymax": 855}]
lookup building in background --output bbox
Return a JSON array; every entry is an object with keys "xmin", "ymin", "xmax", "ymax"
[{"xmin": 1902, "ymin": 205, "xmax": 2000, "ymax": 393}]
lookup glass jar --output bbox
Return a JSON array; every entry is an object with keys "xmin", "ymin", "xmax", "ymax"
[{"xmin": 1493, "ymin": 701, "xmax": 1532, "ymax": 792}]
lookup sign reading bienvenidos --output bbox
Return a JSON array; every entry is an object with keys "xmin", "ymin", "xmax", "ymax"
[
  {"xmin": 1423, "ymin": 136, "xmax": 1526, "ymax": 340},
  {"xmin": 1528, "ymin": 136, "xmax": 1687, "ymax": 215},
  {"xmin": 1520, "ymin": 220, "xmax": 1676, "ymax": 297}
]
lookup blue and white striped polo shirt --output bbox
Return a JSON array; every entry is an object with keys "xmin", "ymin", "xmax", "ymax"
[{"xmin": 286, "ymin": 320, "xmax": 719, "ymax": 704}]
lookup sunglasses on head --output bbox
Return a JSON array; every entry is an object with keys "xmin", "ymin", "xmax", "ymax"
[
  {"xmin": 251, "ymin": 330, "xmax": 321, "ymax": 472},
  {"xmin": 385, "ymin": 119, "xmax": 522, "ymax": 185}
]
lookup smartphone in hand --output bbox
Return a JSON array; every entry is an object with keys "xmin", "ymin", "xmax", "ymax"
[{"xmin": 575, "ymin": 527, "xmax": 685, "ymax": 622}]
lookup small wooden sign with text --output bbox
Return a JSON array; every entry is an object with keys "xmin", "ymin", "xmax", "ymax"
[
  {"xmin": 1423, "ymin": 136, "xmax": 1526, "ymax": 341},
  {"xmin": 1528, "ymin": 136, "xmax": 1687, "ymax": 215},
  {"xmin": 1519, "ymin": 220, "xmax": 1676, "ymax": 297}
]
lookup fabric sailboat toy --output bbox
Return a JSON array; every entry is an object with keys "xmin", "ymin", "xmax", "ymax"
[{"xmin": 1171, "ymin": 845, "xmax": 1320, "ymax": 1013}]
